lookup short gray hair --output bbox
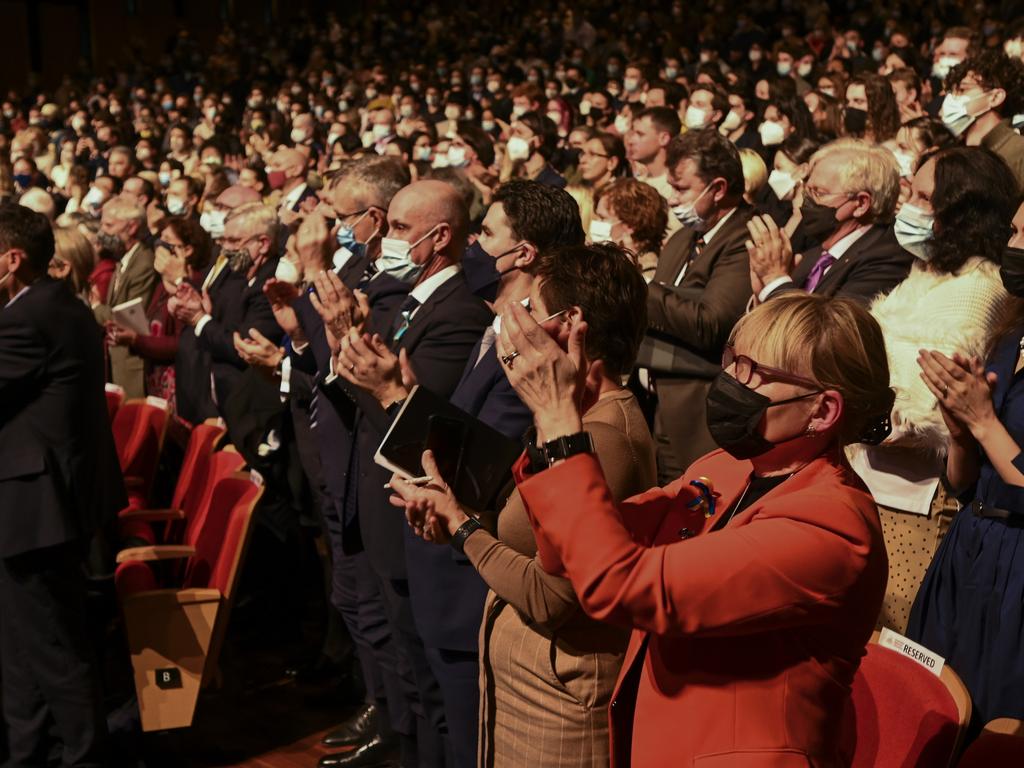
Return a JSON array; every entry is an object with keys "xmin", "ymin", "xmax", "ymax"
[
  {"xmin": 102, "ymin": 194, "xmax": 146, "ymax": 228},
  {"xmin": 339, "ymin": 156, "xmax": 410, "ymax": 210},
  {"xmin": 809, "ymin": 138, "xmax": 900, "ymax": 223}
]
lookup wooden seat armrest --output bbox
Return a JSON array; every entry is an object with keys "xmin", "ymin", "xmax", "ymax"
[
  {"xmin": 118, "ymin": 507, "xmax": 185, "ymax": 522},
  {"xmin": 116, "ymin": 545, "xmax": 195, "ymax": 564},
  {"xmin": 120, "ymin": 587, "xmax": 222, "ymax": 608}
]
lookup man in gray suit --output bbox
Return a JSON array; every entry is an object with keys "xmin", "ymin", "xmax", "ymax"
[{"xmin": 92, "ymin": 194, "xmax": 157, "ymax": 399}]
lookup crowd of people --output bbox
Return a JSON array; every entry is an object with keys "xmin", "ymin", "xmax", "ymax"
[{"xmin": 4, "ymin": 1, "xmax": 1024, "ymax": 766}]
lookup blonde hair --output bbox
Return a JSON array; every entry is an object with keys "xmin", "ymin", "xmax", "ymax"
[
  {"xmin": 730, "ymin": 294, "xmax": 895, "ymax": 446},
  {"xmin": 738, "ymin": 148, "xmax": 767, "ymax": 203},
  {"xmin": 808, "ymin": 138, "xmax": 899, "ymax": 222},
  {"xmin": 53, "ymin": 226, "xmax": 96, "ymax": 296}
]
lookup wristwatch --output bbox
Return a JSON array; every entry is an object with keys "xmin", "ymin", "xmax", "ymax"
[
  {"xmin": 450, "ymin": 517, "xmax": 484, "ymax": 554},
  {"xmin": 541, "ymin": 431, "xmax": 595, "ymax": 466}
]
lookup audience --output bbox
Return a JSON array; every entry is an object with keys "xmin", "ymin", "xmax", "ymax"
[{"xmin": 6, "ymin": 2, "xmax": 1024, "ymax": 765}]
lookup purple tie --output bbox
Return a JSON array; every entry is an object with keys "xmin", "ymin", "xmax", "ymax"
[{"xmin": 802, "ymin": 251, "xmax": 836, "ymax": 293}]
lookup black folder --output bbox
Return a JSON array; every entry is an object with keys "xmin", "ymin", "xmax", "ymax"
[{"xmin": 374, "ymin": 385, "xmax": 523, "ymax": 511}]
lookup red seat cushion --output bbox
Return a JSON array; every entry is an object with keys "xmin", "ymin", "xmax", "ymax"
[{"xmin": 841, "ymin": 644, "xmax": 961, "ymax": 768}]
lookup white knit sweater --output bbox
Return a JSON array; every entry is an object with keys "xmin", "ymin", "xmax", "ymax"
[
  {"xmin": 848, "ymin": 257, "xmax": 1010, "ymax": 512},
  {"xmin": 867, "ymin": 257, "xmax": 1010, "ymax": 455}
]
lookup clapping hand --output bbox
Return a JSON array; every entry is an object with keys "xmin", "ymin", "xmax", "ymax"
[
  {"xmin": 918, "ymin": 350, "xmax": 998, "ymax": 441},
  {"xmin": 745, "ymin": 214, "xmax": 795, "ymax": 291},
  {"xmin": 171, "ymin": 282, "xmax": 209, "ymax": 325},
  {"xmin": 495, "ymin": 301, "xmax": 588, "ymax": 443},
  {"xmin": 233, "ymin": 328, "xmax": 285, "ymax": 371},
  {"xmin": 334, "ymin": 328, "xmax": 408, "ymax": 407},
  {"xmin": 262, "ymin": 277, "xmax": 303, "ymax": 340},
  {"xmin": 388, "ymin": 450, "xmax": 469, "ymax": 543},
  {"xmin": 310, "ymin": 269, "xmax": 369, "ymax": 346}
]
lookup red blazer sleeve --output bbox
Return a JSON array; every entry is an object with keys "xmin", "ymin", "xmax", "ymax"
[{"xmin": 518, "ymin": 453, "xmax": 880, "ymax": 637}]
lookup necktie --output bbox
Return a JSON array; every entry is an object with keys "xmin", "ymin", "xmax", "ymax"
[
  {"xmin": 802, "ymin": 250, "xmax": 837, "ymax": 293},
  {"xmin": 390, "ymin": 295, "xmax": 420, "ymax": 344},
  {"xmin": 475, "ymin": 326, "xmax": 497, "ymax": 367},
  {"xmin": 673, "ymin": 235, "xmax": 706, "ymax": 286}
]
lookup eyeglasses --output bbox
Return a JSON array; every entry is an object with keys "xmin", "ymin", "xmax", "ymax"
[
  {"xmin": 804, "ymin": 186, "xmax": 855, "ymax": 206},
  {"xmin": 722, "ymin": 344, "xmax": 822, "ymax": 391},
  {"xmin": 155, "ymin": 239, "xmax": 187, "ymax": 252}
]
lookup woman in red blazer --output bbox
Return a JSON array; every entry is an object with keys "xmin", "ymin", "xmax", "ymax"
[{"xmin": 483, "ymin": 293, "xmax": 895, "ymax": 767}]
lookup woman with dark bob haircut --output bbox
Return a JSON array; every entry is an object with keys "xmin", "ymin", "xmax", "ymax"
[{"xmin": 849, "ymin": 145, "xmax": 1020, "ymax": 633}]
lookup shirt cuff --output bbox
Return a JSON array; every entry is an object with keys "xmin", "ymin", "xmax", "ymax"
[
  {"xmin": 292, "ymin": 339, "xmax": 309, "ymax": 354},
  {"xmin": 758, "ymin": 275, "xmax": 793, "ymax": 302},
  {"xmin": 194, "ymin": 314, "xmax": 213, "ymax": 337},
  {"xmin": 279, "ymin": 356, "xmax": 292, "ymax": 398}
]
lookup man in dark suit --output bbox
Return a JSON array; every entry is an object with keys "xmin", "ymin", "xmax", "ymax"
[
  {"xmin": 171, "ymin": 201, "xmax": 284, "ymax": 413},
  {"xmin": 322, "ymin": 180, "xmax": 492, "ymax": 768},
  {"xmin": 639, "ymin": 129, "xmax": 754, "ymax": 482},
  {"xmin": 749, "ymin": 140, "xmax": 914, "ymax": 305},
  {"xmin": 0, "ymin": 203, "xmax": 126, "ymax": 767},
  {"xmin": 361, "ymin": 179, "xmax": 584, "ymax": 768},
  {"xmin": 92, "ymin": 195, "xmax": 157, "ymax": 399}
]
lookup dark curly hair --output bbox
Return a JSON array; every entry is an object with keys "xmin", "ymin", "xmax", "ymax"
[
  {"xmin": 946, "ymin": 49, "xmax": 1024, "ymax": 118},
  {"xmin": 162, "ymin": 215, "xmax": 213, "ymax": 272},
  {"xmin": 665, "ymin": 128, "xmax": 744, "ymax": 200},
  {"xmin": 847, "ymin": 73, "xmax": 900, "ymax": 143},
  {"xmin": 923, "ymin": 146, "xmax": 1020, "ymax": 273},
  {"xmin": 535, "ymin": 242, "xmax": 648, "ymax": 379}
]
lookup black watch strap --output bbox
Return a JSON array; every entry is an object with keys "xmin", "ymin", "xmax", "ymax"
[
  {"xmin": 542, "ymin": 431, "xmax": 595, "ymax": 465},
  {"xmin": 450, "ymin": 517, "xmax": 484, "ymax": 554}
]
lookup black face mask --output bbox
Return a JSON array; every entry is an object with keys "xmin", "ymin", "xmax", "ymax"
[
  {"xmin": 843, "ymin": 107, "xmax": 868, "ymax": 135},
  {"xmin": 589, "ymin": 107, "xmax": 606, "ymax": 123},
  {"xmin": 705, "ymin": 371, "xmax": 820, "ymax": 459},
  {"xmin": 799, "ymin": 196, "xmax": 843, "ymax": 242},
  {"xmin": 1001, "ymin": 245, "xmax": 1024, "ymax": 297}
]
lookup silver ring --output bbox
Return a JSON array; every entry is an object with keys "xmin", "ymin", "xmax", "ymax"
[{"xmin": 501, "ymin": 350, "xmax": 520, "ymax": 367}]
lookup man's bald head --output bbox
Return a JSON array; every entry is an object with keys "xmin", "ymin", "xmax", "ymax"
[
  {"xmin": 216, "ymin": 184, "xmax": 262, "ymax": 211},
  {"xmin": 387, "ymin": 180, "xmax": 469, "ymax": 263},
  {"xmin": 19, "ymin": 188, "xmax": 56, "ymax": 222}
]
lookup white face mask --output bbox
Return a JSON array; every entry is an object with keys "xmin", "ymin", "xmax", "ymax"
[
  {"xmin": 672, "ymin": 183, "xmax": 713, "ymax": 230},
  {"xmin": 767, "ymin": 169, "xmax": 797, "ymax": 201},
  {"xmin": 891, "ymin": 149, "xmax": 916, "ymax": 178},
  {"xmin": 400, "ymin": 104, "xmax": 415, "ymax": 118},
  {"xmin": 166, "ymin": 196, "xmax": 187, "ymax": 216},
  {"xmin": 579, "ymin": 100, "xmax": 592, "ymax": 116},
  {"xmin": 506, "ymin": 136, "xmax": 531, "ymax": 162},
  {"xmin": 512, "ymin": 104, "xmax": 528, "ymax": 118},
  {"xmin": 684, "ymin": 105, "xmax": 710, "ymax": 130},
  {"xmin": 623, "ymin": 77, "xmax": 640, "ymax": 93},
  {"xmin": 614, "ymin": 114, "xmax": 631, "ymax": 135},
  {"xmin": 894, "ymin": 202, "xmax": 934, "ymax": 260},
  {"xmin": 492, "ymin": 297, "xmax": 531, "ymax": 335},
  {"xmin": 199, "ymin": 209, "xmax": 227, "ymax": 239},
  {"xmin": 377, "ymin": 225, "xmax": 439, "ymax": 284},
  {"xmin": 83, "ymin": 186, "xmax": 105, "ymax": 211},
  {"xmin": 758, "ymin": 119, "xmax": 786, "ymax": 146},
  {"xmin": 444, "ymin": 106, "xmax": 461, "ymax": 121},
  {"xmin": 589, "ymin": 219, "xmax": 613, "ymax": 243},
  {"xmin": 290, "ymin": 128, "xmax": 308, "ymax": 144},
  {"xmin": 447, "ymin": 145, "xmax": 469, "ymax": 168},
  {"xmin": 776, "ymin": 61, "xmax": 792, "ymax": 77},
  {"xmin": 546, "ymin": 110, "xmax": 562, "ymax": 125},
  {"xmin": 932, "ymin": 56, "xmax": 962, "ymax": 81},
  {"xmin": 372, "ymin": 123, "xmax": 392, "ymax": 140},
  {"xmin": 719, "ymin": 110, "xmax": 742, "ymax": 133},
  {"xmin": 274, "ymin": 257, "xmax": 302, "ymax": 285},
  {"xmin": 940, "ymin": 91, "xmax": 987, "ymax": 137},
  {"xmin": 1005, "ymin": 39, "xmax": 1024, "ymax": 60},
  {"xmin": 797, "ymin": 62, "xmax": 813, "ymax": 78}
]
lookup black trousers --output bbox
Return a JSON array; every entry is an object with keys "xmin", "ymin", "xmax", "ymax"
[{"xmin": 0, "ymin": 542, "xmax": 106, "ymax": 768}]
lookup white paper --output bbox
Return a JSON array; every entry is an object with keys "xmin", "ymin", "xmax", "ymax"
[{"xmin": 112, "ymin": 297, "xmax": 150, "ymax": 337}]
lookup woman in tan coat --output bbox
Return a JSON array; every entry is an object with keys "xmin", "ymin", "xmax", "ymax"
[{"xmin": 391, "ymin": 243, "xmax": 656, "ymax": 767}]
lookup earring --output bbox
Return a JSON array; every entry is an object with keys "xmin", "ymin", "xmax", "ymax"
[{"xmin": 804, "ymin": 426, "xmax": 817, "ymax": 438}]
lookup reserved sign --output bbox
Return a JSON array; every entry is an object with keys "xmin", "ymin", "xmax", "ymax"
[{"xmin": 878, "ymin": 627, "xmax": 945, "ymax": 677}]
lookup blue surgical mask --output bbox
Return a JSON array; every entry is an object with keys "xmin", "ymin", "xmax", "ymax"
[
  {"xmin": 13, "ymin": 174, "xmax": 31, "ymax": 189},
  {"xmin": 894, "ymin": 203, "xmax": 934, "ymax": 260},
  {"xmin": 158, "ymin": 171, "xmax": 172, "ymax": 187},
  {"xmin": 336, "ymin": 209, "xmax": 371, "ymax": 250},
  {"xmin": 377, "ymin": 225, "xmax": 439, "ymax": 284}
]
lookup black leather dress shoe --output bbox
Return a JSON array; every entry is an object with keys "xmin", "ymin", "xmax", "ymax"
[
  {"xmin": 317, "ymin": 733, "xmax": 397, "ymax": 768},
  {"xmin": 321, "ymin": 703, "xmax": 379, "ymax": 748}
]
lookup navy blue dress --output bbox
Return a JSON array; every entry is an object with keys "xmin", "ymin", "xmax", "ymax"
[{"xmin": 907, "ymin": 326, "xmax": 1024, "ymax": 728}]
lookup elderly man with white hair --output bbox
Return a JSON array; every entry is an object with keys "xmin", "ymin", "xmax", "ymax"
[{"xmin": 93, "ymin": 194, "xmax": 157, "ymax": 398}]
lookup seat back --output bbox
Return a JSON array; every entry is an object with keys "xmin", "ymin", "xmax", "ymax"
[
  {"xmin": 180, "ymin": 449, "xmax": 247, "ymax": 548},
  {"xmin": 842, "ymin": 640, "xmax": 971, "ymax": 768},
  {"xmin": 105, "ymin": 383, "xmax": 125, "ymax": 422},
  {"xmin": 171, "ymin": 422, "xmax": 227, "ymax": 512},
  {"xmin": 183, "ymin": 473, "xmax": 261, "ymax": 591},
  {"xmin": 111, "ymin": 397, "xmax": 171, "ymax": 505},
  {"xmin": 957, "ymin": 718, "xmax": 1024, "ymax": 767}
]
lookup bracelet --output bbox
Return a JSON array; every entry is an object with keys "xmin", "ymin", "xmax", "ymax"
[
  {"xmin": 542, "ymin": 431, "xmax": 595, "ymax": 466},
  {"xmin": 450, "ymin": 517, "xmax": 483, "ymax": 554}
]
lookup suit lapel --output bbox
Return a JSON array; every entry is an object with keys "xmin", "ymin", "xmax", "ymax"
[
  {"xmin": 791, "ymin": 245, "xmax": 822, "ymax": 289},
  {"xmin": 654, "ymin": 228, "xmax": 694, "ymax": 286},
  {"xmin": 393, "ymin": 272, "xmax": 463, "ymax": 352},
  {"xmin": 813, "ymin": 225, "xmax": 883, "ymax": 295}
]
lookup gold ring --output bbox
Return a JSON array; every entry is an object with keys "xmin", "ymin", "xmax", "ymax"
[{"xmin": 501, "ymin": 350, "xmax": 520, "ymax": 367}]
